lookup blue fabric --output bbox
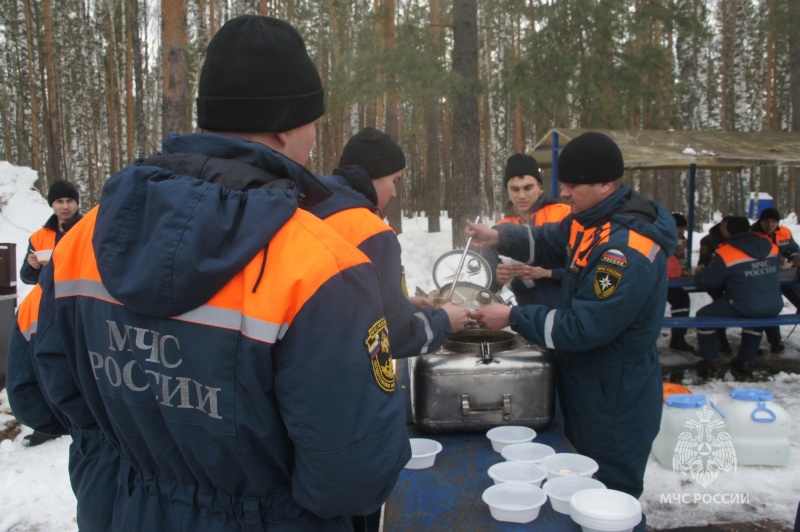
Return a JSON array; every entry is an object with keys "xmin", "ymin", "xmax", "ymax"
[
  {"xmin": 35, "ymin": 133, "xmax": 410, "ymax": 531},
  {"xmin": 312, "ymin": 174, "xmax": 451, "ymax": 359},
  {"xmin": 696, "ymin": 299, "xmax": 763, "ymax": 363},
  {"xmin": 495, "ymin": 185, "xmax": 677, "ymax": 499}
]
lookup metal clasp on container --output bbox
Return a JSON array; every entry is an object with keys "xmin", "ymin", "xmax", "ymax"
[
  {"xmin": 477, "ymin": 341, "xmax": 499, "ymax": 365},
  {"xmin": 461, "ymin": 393, "xmax": 512, "ymax": 420}
]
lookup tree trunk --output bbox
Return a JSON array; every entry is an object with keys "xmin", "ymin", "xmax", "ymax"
[
  {"xmin": 425, "ymin": 0, "xmax": 441, "ymax": 233},
  {"xmin": 162, "ymin": 0, "xmax": 190, "ymax": 136},
  {"xmin": 42, "ymin": 0, "xmax": 63, "ymax": 182},
  {"xmin": 450, "ymin": 0, "xmax": 480, "ymax": 248},
  {"xmin": 23, "ymin": 0, "xmax": 40, "ymax": 173},
  {"xmin": 382, "ymin": 0, "xmax": 402, "ymax": 234}
]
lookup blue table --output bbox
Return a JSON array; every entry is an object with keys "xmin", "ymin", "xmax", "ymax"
[{"xmin": 383, "ymin": 424, "xmax": 581, "ymax": 531}]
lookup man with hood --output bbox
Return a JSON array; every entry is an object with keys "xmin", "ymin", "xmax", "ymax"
[
  {"xmin": 694, "ymin": 217, "xmax": 782, "ymax": 379},
  {"xmin": 312, "ymin": 128, "xmax": 470, "ymax": 362},
  {"xmin": 465, "ymin": 132, "xmax": 676, "ymax": 530},
  {"xmin": 33, "ymin": 15, "xmax": 410, "ymax": 531},
  {"xmin": 481, "ymin": 154, "xmax": 571, "ymax": 307}
]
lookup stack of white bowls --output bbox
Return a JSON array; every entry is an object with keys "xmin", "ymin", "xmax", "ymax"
[{"xmin": 569, "ymin": 488, "xmax": 642, "ymax": 532}]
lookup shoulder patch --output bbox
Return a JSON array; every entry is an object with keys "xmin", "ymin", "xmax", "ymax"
[
  {"xmin": 366, "ymin": 317, "xmax": 395, "ymax": 393},
  {"xmin": 594, "ymin": 266, "xmax": 622, "ymax": 299},
  {"xmin": 600, "ymin": 249, "xmax": 627, "ymax": 268}
]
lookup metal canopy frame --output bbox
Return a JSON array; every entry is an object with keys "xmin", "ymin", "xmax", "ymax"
[{"xmin": 532, "ymin": 128, "xmax": 800, "ymax": 269}]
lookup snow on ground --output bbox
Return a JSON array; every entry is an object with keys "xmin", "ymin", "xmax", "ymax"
[{"xmin": 1, "ymin": 161, "xmax": 798, "ymax": 530}]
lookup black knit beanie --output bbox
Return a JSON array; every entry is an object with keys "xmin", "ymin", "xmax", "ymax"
[
  {"xmin": 196, "ymin": 15, "xmax": 324, "ymax": 133},
  {"xmin": 758, "ymin": 207, "xmax": 781, "ymax": 222},
  {"xmin": 48, "ymin": 180, "xmax": 79, "ymax": 205},
  {"xmin": 672, "ymin": 212, "xmax": 688, "ymax": 227},
  {"xmin": 558, "ymin": 132, "xmax": 624, "ymax": 184},
  {"xmin": 339, "ymin": 128, "xmax": 406, "ymax": 180},
  {"xmin": 726, "ymin": 216, "xmax": 751, "ymax": 235},
  {"xmin": 503, "ymin": 154, "xmax": 541, "ymax": 187}
]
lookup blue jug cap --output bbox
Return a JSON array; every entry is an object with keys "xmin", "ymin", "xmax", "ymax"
[
  {"xmin": 666, "ymin": 394, "xmax": 707, "ymax": 408},
  {"xmin": 730, "ymin": 388, "xmax": 774, "ymax": 402}
]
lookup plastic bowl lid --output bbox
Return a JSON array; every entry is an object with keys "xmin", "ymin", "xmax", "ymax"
[
  {"xmin": 665, "ymin": 394, "xmax": 707, "ymax": 408},
  {"xmin": 488, "ymin": 462, "xmax": 547, "ymax": 484},
  {"xmin": 501, "ymin": 442, "xmax": 556, "ymax": 463},
  {"xmin": 569, "ymin": 488, "xmax": 642, "ymax": 522},
  {"xmin": 409, "ymin": 438, "xmax": 442, "ymax": 459},
  {"xmin": 486, "ymin": 426, "xmax": 537, "ymax": 445},
  {"xmin": 730, "ymin": 388, "xmax": 773, "ymax": 402}
]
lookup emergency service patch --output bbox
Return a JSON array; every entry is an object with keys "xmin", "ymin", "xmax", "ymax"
[
  {"xmin": 366, "ymin": 317, "xmax": 395, "ymax": 393},
  {"xmin": 600, "ymin": 249, "xmax": 627, "ymax": 268},
  {"xmin": 593, "ymin": 266, "xmax": 622, "ymax": 299}
]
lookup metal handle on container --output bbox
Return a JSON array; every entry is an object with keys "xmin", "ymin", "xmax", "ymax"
[
  {"xmin": 461, "ymin": 393, "xmax": 512, "ymax": 420},
  {"xmin": 477, "ymin": 341, "xmax": 499, "ymax": 365}
]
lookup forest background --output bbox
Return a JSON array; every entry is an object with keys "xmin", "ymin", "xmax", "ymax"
[{"xmin": 1, "ymin": 0, "xmax": 799, "ymax": 246}]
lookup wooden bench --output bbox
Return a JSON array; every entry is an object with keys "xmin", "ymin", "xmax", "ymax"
[{"xmin": 662, "ymin": 314, "xmax": 800, "ymax": 329}]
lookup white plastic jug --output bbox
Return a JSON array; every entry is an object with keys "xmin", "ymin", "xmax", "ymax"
[
  {"xmin": 651, "ymin": 394, "xmax": 726, "ymax": 470},
  {"xmin": 715, "ymin": 388, "xmax": 791, "ymax": 466}
]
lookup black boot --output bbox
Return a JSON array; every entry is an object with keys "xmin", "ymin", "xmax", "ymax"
[
  {"xmin": 696, "ymin": 359, "xmax": 722, "ymax": 380},
  {"xmin": 22, "ymin": 431, "xmax": 59, "ymax": 447},
  {"xmin": 669, "ymin": 337, "xmax": 694, "ymax": 353},
  {"xmin": 730, "ymin": 357, "xmax": 754, "ymax": 381},
  {"xmin": 771, "ymin": 340, "xmax": 786, "ymax": 354}
]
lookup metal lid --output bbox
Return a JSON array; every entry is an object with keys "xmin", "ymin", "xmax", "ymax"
[{"xmin": 438, "ymin": 281, "xmax": 504, "ymax": 310}]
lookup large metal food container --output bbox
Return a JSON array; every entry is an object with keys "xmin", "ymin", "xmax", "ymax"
[{"xmin": 409, "ymin": 328, "xmax": 555, "ymax": 434}]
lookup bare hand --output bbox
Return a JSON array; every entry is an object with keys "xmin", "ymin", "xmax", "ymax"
[
  {"xmin": 26, "ymin": 253, "xmax": 43, "ymax": 270},
  {"xmin": 442, "ymin": 302, "xmax": 470, "ymax": 332},
  {"xmin": 495, "ymin": 264, "xmax": 512, "ymax": 284},
  {"xmin": 692, "ymin": 264, "xmax": 705, "ymax": 275},
  {"xmin": 469, "ymin": 303, "xmax": 512, "ymax": 331},
  {"xmin": 464, "ymin": 219, "xmax": 498, "ymax": 249},
  {"xmin": 408, "ymin": 296, "xmax": 434, "ymax": 309}
]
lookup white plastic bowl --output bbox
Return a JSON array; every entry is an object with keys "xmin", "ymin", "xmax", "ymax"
[
  {"xmin": 486, "ymin": 426, "xmax": 537, "ymax": 453},
  {"xmin": 487, "ymin": 461, "xmax": 547, "ymax": 487},
  {"xmin": 542, "ymin": 476, "xmax": 607, "ymax": 514},
  {"xmin": 405, "ymin": 438, "xmax": 443, "ymax": 469},
  {"xmin": 34, "ymin": 249, "xmax": 53, "ymax": 264},
  {"xmin": 501, "ymin": 442, "xmax": 556, "ymax": 464},
  {"xmin": 569, "ymin": 488, "xmax": 642, "ymax": 532},
  {"xmin": 482, "ymin": 483, "xmax": 547, "ymax": 523},
  {"xmin": 539, "ymin": 452, "xmax": 599, "ymax": 480}
]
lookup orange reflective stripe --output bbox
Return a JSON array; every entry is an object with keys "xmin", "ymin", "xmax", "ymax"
[
  {"xmin": 29, "ymin": 227, "xmax": 56, "ymax": 251},
  {"xmin": 531, "ymin": 203, "xmax": 570, "ymax": 226},
  {"xmin": 627, "ymin": 231, "xmax": 661, "ymax": 263},
  {"xmin": 54, "ymin": 206, "xmax": 371, "ymax": 335},
  {"xmin": 323, "ymin": 208, "xmax": 394, "ymax": 249},
  {"xmin": 570, "ymin": 222, "xmax": 610, "ymax": 269},
  {"xmin": 17, "ymin": 284, "xmax": 42, "ymax": 339},
  {"xmin": 495, "ymin": 215, "xmax": 525, "ymax": 225},
  {"xmin": 53, "ymin": 206, "xmax": 102, "ymax": 284},
  {"xmin": 716, "ymin": 243, "xmax": 754, "ymax": 266}
]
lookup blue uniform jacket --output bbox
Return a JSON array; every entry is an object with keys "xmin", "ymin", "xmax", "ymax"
[
  {"xmin": 7, "ymin": 284, "xmax": 119, "ymax": 531},
  {"xmin": 695, "ymin": 231, "xmax": 783, "ymax": 317},
  {"xmin": 311, "ymin": 171, "xmax": 451, "ymax": 359},
  {"xmin": 492, "ymin": 185, "xmax": 677, "ymax": 498},
  {"xmin": 34, "ymin": 133, "xmax": 411, "ymax": 531}
]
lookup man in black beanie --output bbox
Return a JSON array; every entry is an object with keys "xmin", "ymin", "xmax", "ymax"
[
  {"xmin": 694, "ymin": 216, "xmax": 782, "ymax": 379},
  {"xmin": 33, "ymin": 15, "xmax": 410, "ymax": 532},
  {"xmin": 466, "ymin": 131, "xmax": 677, "ymax": 531},
  {"xmin": 313, "ymin": 129, "xmax": 469, "ymax": 531},
  {"xmin": 20, "ymin": 180, "xmax": 82, "ymax": 286},
  {"xmin": 481, "ymin": 153, "xmax": 570, "ymax": 308},
  {"xmin": 751, "ymin": 206, "xmax": 800, "ymax": 353}
]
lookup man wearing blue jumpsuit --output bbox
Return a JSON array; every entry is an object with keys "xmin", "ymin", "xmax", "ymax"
[
  {"xmin": 467, "ymin": 132, "xmax": 676, "ymax": 530},
  {"xmin": 6, "ymin": 284, "xmax": 118, "ymax": 530},
  {"xmin": 33, "ymin": 15, "xmax": 410, "ymax": 531},
  {"xmin": 694, "ymin": 216, "xmax": 782, "ymax": 379}
]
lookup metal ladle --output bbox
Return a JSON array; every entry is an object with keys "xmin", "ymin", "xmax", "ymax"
[{"xmin": 445, "ymin": 216, "xmax": 481, "ymax": 301}]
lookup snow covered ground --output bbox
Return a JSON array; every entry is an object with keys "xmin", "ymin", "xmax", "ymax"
[{"xmin": 1, "ymin": 160, "xmax": 798, "ymax": 530}]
